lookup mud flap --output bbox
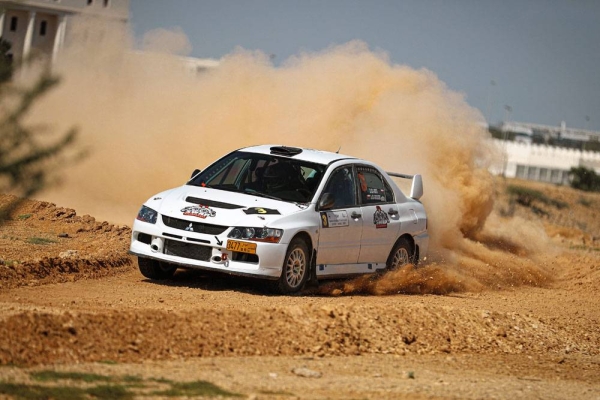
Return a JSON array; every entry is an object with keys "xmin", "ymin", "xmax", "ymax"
[{"xmin": 306, "ymin": 249, "xmax": 319, "ymax": 287}]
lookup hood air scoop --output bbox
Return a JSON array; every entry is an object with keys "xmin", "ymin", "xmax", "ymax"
[
  {"xmin": 270, "ymin": 146, "xmax": 303, "ymax": 156},
  {"xmin": 185, "ymin": 197, "xmax": 244, "ymax": 209}
]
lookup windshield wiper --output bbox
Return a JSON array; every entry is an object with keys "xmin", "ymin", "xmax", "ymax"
[{"xmin": 243, "ymin": 188, "xmax": 282, "ymax": 201}]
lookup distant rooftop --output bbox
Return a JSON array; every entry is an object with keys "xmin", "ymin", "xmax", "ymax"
[{"xmin": 500, "ymin": 121, "xmax": 600, "ymax": 143}]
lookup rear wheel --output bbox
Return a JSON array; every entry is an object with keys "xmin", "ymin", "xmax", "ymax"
[
  {"xmin": 386, "ymin": 238, "xmax": 414, "ymax": 271},
  {"xmin": 138, "ymin": 257, "xmax": 177, "ymax": 280},
  {"xmin": 272, "ymin": 238, "xmax": 309, "ymax": 294}
]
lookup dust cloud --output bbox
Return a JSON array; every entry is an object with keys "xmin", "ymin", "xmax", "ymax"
[{"xmin": 22, "ymin": 18, "xmax": 551, "ymax": 294}]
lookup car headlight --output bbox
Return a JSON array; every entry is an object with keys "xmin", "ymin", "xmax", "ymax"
[
  {"xmin": 136, "ymin": 205, "xmax": 158, "ymax": 224},
  {"xmin": 228, "ymin": 227, "xmax": 283, "ymax": 243}
]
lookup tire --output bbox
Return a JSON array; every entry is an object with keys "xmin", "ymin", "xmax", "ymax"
[
  {"xmin": 272, "ymin": 238, "xmax": 309, "ymax": 294},
  {"xmin": 386, "ymin": 237, "xmax": 414, "ymax": 271},
  {"xmin": 138, "ymin": 257, "xmax": 177, "ymax": 280}
]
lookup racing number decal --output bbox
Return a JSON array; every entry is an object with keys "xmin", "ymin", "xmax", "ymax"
[
  {"xmin": 321, "ymin": 212, "xmax": 329, "ymax": 228},
  {"xmin": 320, "ymin": 211, "xmax": 349, "ymax": 228},
  {"xmin": 243, "ymin": 207, "xmax": 281, "ymax": 215}
]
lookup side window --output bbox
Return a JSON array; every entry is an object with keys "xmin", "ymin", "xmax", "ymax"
[
  {"xmin": 356, "ymin": 166, "xmax": 394, "ymax": 205},
  {"xmin": 321, "ymin": 166, "xmax": 357, "ymax": 209}
]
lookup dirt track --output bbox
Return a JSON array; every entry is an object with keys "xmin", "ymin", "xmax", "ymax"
[{"xmin": 0, "ymin": 184, "xmax": 599, "ymax": 399}]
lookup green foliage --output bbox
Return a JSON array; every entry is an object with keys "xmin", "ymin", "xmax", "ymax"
[
  {"xmin": 31, "ymin": 370, "xmax": 111, "ymax": 383},
  {"xmin": 506, "ymin": 185, "xmax": 568, "ymax": 209},
  {"xmin": 85, "ymin": 384, "xmax": 133, "ymax": 399},
  {"xmin": 569, "ymin": 166, "xmax": 600, "ymax": 192},
  {"xmin": 0, "ymin": 38, "xmax": 12, "ymax": 83},
  {"xmin": 1, "ymin": 371, "xmax": 240, "ymax": 399},
  {"xmin": 0, "ymin": 36, "xmax": 85, "ymax": 222},
  {"xmin": 17, "ymin": 213, "xmax": 32, "ymax": 220},
  {"xmin": 0, "ymin": 382, "xmax": 89, "ymax": 400},
  {"xmin": 152, "ymin": 380, "xmax": 241, "ymax": 397},
  {"xmin": 260, "ymin": 389, "xmax": 295, "ymax": 396},
  {"xmin": 577, "ymin": 197, "xmax": 594, "ymax": 207},
  {"xmin": 0, "ymin": 381, "xmax": 133, "ymax": 400},
  {"xmin": 27, "ymin": 237, "xmax": 57, "ymax": 245}
]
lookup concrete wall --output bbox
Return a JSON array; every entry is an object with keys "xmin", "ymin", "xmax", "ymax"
[{"xmin": 30, "ymin": 12, "xmax": 58, "ymax": 60}]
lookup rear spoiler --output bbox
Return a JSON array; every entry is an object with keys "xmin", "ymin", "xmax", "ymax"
[{"xmin": 386, "ymin": 172, "xmax": 423, "ymax": 200}]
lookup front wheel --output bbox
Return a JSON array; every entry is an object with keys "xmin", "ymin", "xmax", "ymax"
[
  {"xmin": 272, "ymin": 238, "xmax": 309, "ymax": 294},
  {"xmin": 138, "ymin": 257, "xmax": 177, "ymax": 280},
  {"xmin": 386, "ymin": 238, "xmax": 414, "ymax": 271}
]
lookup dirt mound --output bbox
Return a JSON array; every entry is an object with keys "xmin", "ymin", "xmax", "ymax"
[
  {"xmin": 0, "ymin": 195, "xmax": 133, "ymax": 289},
  {"xmin": 1, "ymin": 182, "xmax": 600, "ymax": 369},
  {"xmin": 1, "ymin": 302, "xmax": 598, "ymax": 366}
]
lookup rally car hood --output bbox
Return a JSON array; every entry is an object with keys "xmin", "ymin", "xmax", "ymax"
[{"xmin": 144, "ymin": 185, "xmax": 307, "ymax": 227}]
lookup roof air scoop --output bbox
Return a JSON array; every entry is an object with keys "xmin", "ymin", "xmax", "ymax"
[{"xmin": 269, "ymin": 146, "xmax": 303, "ymax": 156}]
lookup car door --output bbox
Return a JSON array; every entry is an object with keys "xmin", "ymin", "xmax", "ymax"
[
  {"xmin": 315, "ymin": 165, "xmax": 363, "ymax": 267},
  {"xmin": 356, "ymin": 166, "xmax": 401, "ymax": 264}
]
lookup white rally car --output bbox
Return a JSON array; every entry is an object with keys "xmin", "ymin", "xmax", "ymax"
[{"xmin": 130, "ymin": 145, "xmax": 429, "ymax": 294}]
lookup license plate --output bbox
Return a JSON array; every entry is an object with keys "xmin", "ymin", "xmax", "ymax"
[{"xmin": 226, "ymin": 240, "xmax": 257, "ymax": 254}]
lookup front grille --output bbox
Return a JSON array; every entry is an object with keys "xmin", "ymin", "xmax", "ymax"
[
  {"xmin": 164, "ymin": 240, "xmax": 212, "ymax": 261},
  {"xmin": 137, "ymin": 233, "xmax": 152, "ymax": 244},
  {"xmin": 231, "ymin": 252, "xmax": 259, "ymax": 264},
  {"xmin": 162, "ymin": 215, "xmax": 227, "ymax": 235}
]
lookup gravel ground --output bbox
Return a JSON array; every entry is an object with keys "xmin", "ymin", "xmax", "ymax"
[{"xmin": 0, "ymin": 184, "xmax": 599, "ymax": 399}]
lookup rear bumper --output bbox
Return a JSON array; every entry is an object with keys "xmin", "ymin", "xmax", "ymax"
[{"xmin": 414, "ymin": 231, "xmax": 430, "ymax": 261}]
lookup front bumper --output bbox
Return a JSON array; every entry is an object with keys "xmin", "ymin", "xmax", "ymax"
[{"xmin": 130, "ymin": 218, "xmax": 286, "ymax": 280}]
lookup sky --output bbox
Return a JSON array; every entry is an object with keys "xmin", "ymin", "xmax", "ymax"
[{"xmin": 129, "ymin": 0, "xmax": 600, "ymax": 131}]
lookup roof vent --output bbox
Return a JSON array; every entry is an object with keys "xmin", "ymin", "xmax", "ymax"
[{"xmin": 269, "ymin": 146, "xmax": 303, "ymax": 156}]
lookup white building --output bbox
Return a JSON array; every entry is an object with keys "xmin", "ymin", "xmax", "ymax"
[
  {"xmin": 0, "ymin": 0, "xmax": 129, "ymax": 64},
  {"xmin": 493, "ymin": 139, "xmax": 600, "ymax": 184},
  {"xmin": 0, "ymin": 1, "xmax": 220, "ymax": 72}
]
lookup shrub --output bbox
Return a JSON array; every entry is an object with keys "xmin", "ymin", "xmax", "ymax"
[{"xmin": 569, "ymin": 167, "xmax": 600, "ymax": 192}]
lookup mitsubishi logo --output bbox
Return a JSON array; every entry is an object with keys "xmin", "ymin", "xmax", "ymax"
[{"xmin": 184, "ymin": 223, "xmax": 194, "ymax": 232}]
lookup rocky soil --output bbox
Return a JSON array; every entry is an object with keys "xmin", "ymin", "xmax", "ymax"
[{"xmin": 0, "ymin": 180, "xmax": 599, "ymax": 399}]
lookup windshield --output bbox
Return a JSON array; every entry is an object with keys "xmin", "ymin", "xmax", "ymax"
[{"xmin": 188, "ymin": 151, "xmax": 326, "ymax": 203}]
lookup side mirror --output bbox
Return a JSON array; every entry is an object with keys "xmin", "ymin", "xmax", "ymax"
[
  {"xmin": 190, "ymin": 168, "xmax": 201, "ymax": 179},
  {"xmin": 319, "ymin": 192, "xmax": 335, "ymax": 210}
]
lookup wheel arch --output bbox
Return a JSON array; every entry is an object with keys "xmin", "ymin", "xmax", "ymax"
[
  {"xmin": 290, "ymin": 230, "xmax": 314, "ymax": 255},
  {"xmin": 392, "ymin": 234, "xmax": 418, "ymax": 264},
  {"xmin": 289, "ymin": 230, "xmax": 317, "ymax": 284}
]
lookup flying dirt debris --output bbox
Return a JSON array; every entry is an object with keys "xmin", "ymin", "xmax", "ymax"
[
  {"xmin": 13, "ymin": 18, "xmax": 559, "ymax": 295},
  {"xmin": 1, "ymin": 19, "xmax": 600, "ymax": 399}
]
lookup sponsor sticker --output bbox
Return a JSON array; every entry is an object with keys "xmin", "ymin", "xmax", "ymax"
[
  {"xmin": 373, "ymin": 206, "xmax": 390, "ymax": 229},
  {"xmin": 320, "ymin": 210, "xmax": 349, "ymax": 228},
  {"xmin": 181, "ymin": 205, "xmax": 216, "ymax": 219}
]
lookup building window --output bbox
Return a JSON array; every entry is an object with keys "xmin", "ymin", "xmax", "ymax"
[
  {"xmin": 40, "ymin": 20, "xmax": 47, "ymax": 36},
  {"xmin": 516, "ymin": 165, "xmax": 526, "ymax": 178},
  {"xmin": 103, "ymin": 0, "xmax": 110, "ymax": 7},
  {"xmin": 9, "ymin": 16, "xmax": 18, "ymax": 32}
]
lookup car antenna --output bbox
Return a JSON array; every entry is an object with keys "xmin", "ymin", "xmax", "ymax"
[{"xmin": 336, "ymin": 146, "xmax": 341, "ymax": 154}]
